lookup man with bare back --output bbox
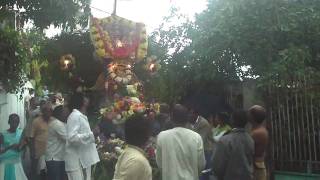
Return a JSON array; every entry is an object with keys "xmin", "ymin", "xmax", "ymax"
[{"xmin": 248, "ymin": 105, "xmax": 269, "ymax": 180}]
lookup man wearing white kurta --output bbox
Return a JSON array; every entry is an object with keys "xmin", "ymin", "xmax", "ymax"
[
  {"xmin": 156, "ymin": 104, "xmax": 206, "ymax": 180},
  {"xmin": 65, "ymin": 93, "xmax": 100, "ymax": 180}
]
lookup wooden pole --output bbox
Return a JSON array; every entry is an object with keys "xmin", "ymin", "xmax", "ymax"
[{"xmin": 113, "ymin": 0, "xmax": 117, "ymax": 15}]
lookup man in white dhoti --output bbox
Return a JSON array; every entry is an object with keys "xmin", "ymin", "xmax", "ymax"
[{"xmin": 65, "ymin": 93, "xmax": 100, "ymax": 180}]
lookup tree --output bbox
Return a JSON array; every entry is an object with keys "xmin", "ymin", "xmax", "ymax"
[
  {"xmin": 145, "ymin": 0, "xmax": 320, "ymax": 104},
  {"xmin": 41, "ymin": 31, "xmax": 101, "ymax": 92},
  {"xmin": 192, "ymin": 0, "xmax": 320, "ymax": 85},
  {"xmin": 0, "ymin": 27, "xmax": 52, "ymax": 95},
  {"xmin": 0, "ymin": 0, "xmax": 91, "ymax": 93},
  {"xmin": 0, "ymin": 27, "xmax": 29, "ymax": 94},
  {"xmin": 0, "ymin": 0, "xmax": 91, "ymax": 30}
]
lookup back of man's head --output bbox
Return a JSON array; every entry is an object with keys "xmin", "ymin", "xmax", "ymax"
[
  {"xmin": 160, "ymin": 103, "xmax": 170, "ymax": 114},
  {"xmin": 125, "ymin": 114, "xmax": 151, "ymax": 147},
  {"xmin": 216, "ymin": 112, "xmax": 230, "ymax": 125},
  {"xmin": 69, "ymin": 92, "xmax": 85, "ymax": 110},
  {"xmin": 231, "ymin": 110, "xmax": 248, "ymax": 128},
  {"xmin": 172, "ymin": 104, "xmax": 189, "ymax": 125},
  {"xmin": 249, "ymin": 105, "xmax": 266, "ymax": 124}
]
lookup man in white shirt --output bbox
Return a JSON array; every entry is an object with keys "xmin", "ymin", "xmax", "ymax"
[
  {"xmin": 45, "ymin": 105, "xmax": 68, "ymax": 180},
  {"xmin": 65, "ymin": 93, "xmax": 100, "ymax": 180},
  {"xmin": 156, "ymin": 104, "xmax": 206, "ymax": 180}
]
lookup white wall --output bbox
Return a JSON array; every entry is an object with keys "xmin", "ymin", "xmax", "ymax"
[{"xmin": 0, "ymin": 92, "xmax": 27, "ymax": 132}]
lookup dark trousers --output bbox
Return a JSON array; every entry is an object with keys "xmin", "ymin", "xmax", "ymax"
[
  {"xmin": 200, "ymin": 151, "xmax": 212, "ymax": 180},
  {"xmin": 46, "ymin": 160, "xmax": 65, "ymax": 180},
  {"xmin": 31, "ymin": 158, "xmax": 39, "ymax": 180}
]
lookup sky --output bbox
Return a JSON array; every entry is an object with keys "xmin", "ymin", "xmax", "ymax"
[{"xmin": 45, "ymin": 0, "xmax": 207, "ymax": 37}]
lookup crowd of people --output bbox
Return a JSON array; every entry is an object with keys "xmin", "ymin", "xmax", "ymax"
[
  {"xmin": 0, "ymin": 89, "xmax": 269, "ymax": 180},
  {"xmin": 0, "ymin": 91, "xmax": 100, "ymax": 180},
  {"xmin": 117, "ymin": 103, "xmax": 269, "ymax": 180}
]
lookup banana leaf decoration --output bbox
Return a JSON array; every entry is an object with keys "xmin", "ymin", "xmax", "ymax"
[{"xmin": 30, "ymin": 59, "xmax": 48, "ymax": 95}]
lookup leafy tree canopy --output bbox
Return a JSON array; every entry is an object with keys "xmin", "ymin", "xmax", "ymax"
[
  {"xmin": 41, "ymin": 31, "xmax": 101, "ymax": 92},
  {"xmin": 0, "ymin": 27, "xmax": 29, "ymax": 94},
  {"xmin": 0, "ymin": 0, "xmax": 91, "ymax": 30},
  {"xmin": 192, "ymin": 0, "xmax": 320, "ymax": 85},
  {"xmin": 146, "ymin": 0, "xmax": 320, "ymax": 103}
]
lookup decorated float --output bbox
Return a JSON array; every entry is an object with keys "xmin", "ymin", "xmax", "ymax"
[{"xmin": 89, "ymin": 15, "xmax": 161, "ymax": 179}]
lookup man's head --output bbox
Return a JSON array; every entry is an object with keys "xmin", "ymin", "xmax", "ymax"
[
  {"xmin": 40, "ymin": 99, "xmax": 47, "ymax": 109},
  {"xmin": 124, "ymin": 114, "xmax": 151, "ymax": 147},
  {"xmin": 184, "ymin": 102, "xmax": 199, "ymax": 124},
  {"xmin": 160, "ymin": 103, "xmax": 170, "ymax": 114},
  {"xmin": 171, "ymin": 104, "xmax": 190, "ymax": 125},
  {"xmin": 30, "ymin": 97, "xmax": 39, "ymax": 109},
  {"xmin": 248, "ymin": 105, "xmax": 266, "ymax": 125},
  {"xmin": 29, "ymin": 88, "xmax": 35, "ymax": 96},
  {"xmin": 231, "ymin": 110, "xmax": 248, "ymax": 128},
  {"xmin": 53, "ymin": 105, "xmax": 70, "ymax": 123},
  {"xmin": 41, "ymin": 102, "xmax": 52, "ymax": 121},
  {"xmin": 8, "ymin": 113, "xmax": 20, "ymax": 131},
  {"xmin": 69, "ymin": 92, "xmax": 89, "ymax": 111},
  {"xmin": 215, "ymin": 112, "xmax": 230, "ymax": 126}
]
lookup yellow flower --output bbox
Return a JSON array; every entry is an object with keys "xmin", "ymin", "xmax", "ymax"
[
  {"xmin": 96, "ymin": 40, "xmax": 104, "ymax": 48},
  {"xmin": 96, "ymin": 49, "xmax": 106, "ymax": 58},
  {"xmin": 93, "ymin": 34, "xmax": 101, "ymax": 41},
  {"xmin": 91, "ymin": 27, "xmax": 98, "ymax": 33}
]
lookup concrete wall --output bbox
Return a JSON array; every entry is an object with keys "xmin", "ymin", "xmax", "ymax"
[{"xmin": 0, "ymin": 92, "xmax": 26, "ymax": 132}]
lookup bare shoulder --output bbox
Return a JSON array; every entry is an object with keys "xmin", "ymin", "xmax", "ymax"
[{"xmin": 251, "ymin": 127, "xmax": 269, "ymax": 141}]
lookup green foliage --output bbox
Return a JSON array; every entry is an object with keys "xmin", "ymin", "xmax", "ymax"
[
  {"xmin": 0, "ymin": 0, "xmax": 91, "ymax": 30},
  {"xmin": 145, "ymin": 0, "xmax": 320, "ymax": 103},
  {"xmin": 23, "ymin": 29, "xmax": 49, "ymax": 95},
  {"xmin": 0, "ymin": 27, "xmax": 29, "ymax": 94},
  {"xmin": 193, "ymin": 0, "xmax": 320, "ymax": 85},
  {"xmin": 41, "ymin": 31, "xmax": 101, "ymax": 92}
]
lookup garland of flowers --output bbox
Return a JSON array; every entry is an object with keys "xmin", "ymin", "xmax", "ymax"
[
  {"xmin": 90, "ymin": 16, "xmax": 148, "ymax": 61},
  {"xmin": 100, "ymin": 96, "xmax": 146, "ymax": 124},
  {"xmin": 107, "ymin": 63, "xmax": 133, "ymax": 85}
]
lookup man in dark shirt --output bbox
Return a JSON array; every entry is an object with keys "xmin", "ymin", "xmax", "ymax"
[{"xmin": 212, "ymin": 110, "xmax": 254, "ymax": 180}]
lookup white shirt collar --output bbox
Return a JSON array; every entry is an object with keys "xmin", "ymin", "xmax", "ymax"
[
  {"xmin": 73, "ymin": 109, "xmax": 87, "ymax": 118},
  {"xmin": 196, "ymin": 116, "xmax": 201, "ymax": 124}
]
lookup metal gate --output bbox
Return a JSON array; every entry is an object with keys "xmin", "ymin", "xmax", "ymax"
[{"xmin": 268, "ymin": 76, "xmax": 320, "ymax": 174}]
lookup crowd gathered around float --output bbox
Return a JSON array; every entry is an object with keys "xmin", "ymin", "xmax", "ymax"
[{"xmin": 0, "ymin": 88, "xmax": 268, "ymax": 180}]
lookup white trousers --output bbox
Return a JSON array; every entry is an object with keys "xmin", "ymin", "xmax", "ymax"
[{"xmin": 67, "ymin": 166, "xmax": 91, "ymax": 180}]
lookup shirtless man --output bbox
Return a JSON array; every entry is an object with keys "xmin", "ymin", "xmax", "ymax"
[{"xmin": 249, "ymin": 105, "xmax": 269, "ymax": 180}]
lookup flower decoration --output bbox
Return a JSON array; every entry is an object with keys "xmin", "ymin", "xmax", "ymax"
[
  {"xmin": 144, "ymin": 137, "xmax": 157, "ymax": 160},
  {"xmin": 96, "ymin": 136, "xmax": 126, "ymax": 161},
  {"xmin": 59, "ymin": 54, "xmax": 75, "ymax": 71},
  {"xmin": 90, "ymin": 16, "xmax": 148, "ymax": 61},
  {"xmin": 100, "ymin": 96, "xmax": 146, "ymax": 124},
  {"xmin": 149, "ymin": 103, "xmax": 161, "ymax": 114},
  {"xmin": 107, "ymin": 63, "xmax": 133, "ymax": 85},
  {"xmin": 126, "ymin": 82, "xmax": 143, "ymax": 97},
  {"xmin": 144, "ymin": 56, "xmax": 161, "ymax": 74}
]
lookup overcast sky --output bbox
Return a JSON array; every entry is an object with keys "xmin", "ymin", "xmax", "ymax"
[{"xmin": 44, "ymin": 0, "xmax": 207, "ymax": 37}]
